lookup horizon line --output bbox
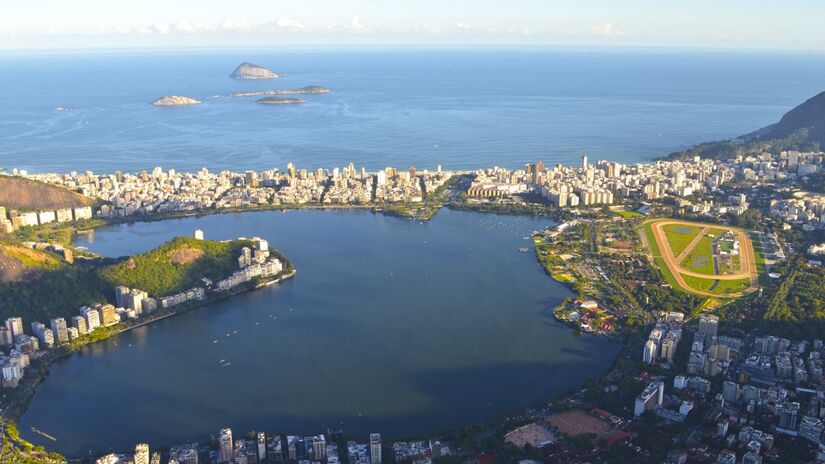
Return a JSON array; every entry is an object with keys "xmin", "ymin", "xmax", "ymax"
[{"xmin": 2, "ymin": 42, "xmax": 825, "ymax": 56}]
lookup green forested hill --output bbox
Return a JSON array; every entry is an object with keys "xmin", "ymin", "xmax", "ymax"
[
  {"xmin": 667, "ymin": 89, "xmax": 825, "ymax": 160},
  {"xmin": 0, "ymin": 237, "xmax": 253, "ymax": 322},
  {"xmin": 98, "ymin": 237, "xmax": 252, "ymax": 296}
]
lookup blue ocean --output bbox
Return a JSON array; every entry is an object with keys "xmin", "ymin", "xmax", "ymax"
[{"xmin": 1, "ymin": 47, "xmax": 824, "ymax": 173}]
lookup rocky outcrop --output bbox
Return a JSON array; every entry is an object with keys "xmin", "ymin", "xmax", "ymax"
[
  {"xmin": 255, "ymin": 97, "xmax": 306, "ymax": 105},
  {"xmin": 231, "ymin": 86, "xmax": 330, "ymax": 97},
  {"xmin": 230, "ymin": 62, "xmax": 281, "ymax": 80},
  {"xmin": 152, "ymin": 96, "xmax": 201, "ymax": 106}
]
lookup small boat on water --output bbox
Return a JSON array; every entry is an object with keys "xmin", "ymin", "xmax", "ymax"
[{"xmin": 518, "ymin": 248, "xmax": 529, "ymax": 253}]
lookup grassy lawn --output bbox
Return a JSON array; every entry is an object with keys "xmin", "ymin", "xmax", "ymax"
[
  {"xmin": 680, "ymin": 273, "xmax": 750, "ymax": 297},
  {"xmin": 662, "ymin": 224, "xmax": 702, "ymax": 256},
  {"xmin": 681, "ymin": 274, "xmax": 717, "ymax": 291},
  {"xmin": 714, "ymin": 278, "xmax": 751, "ymax": 295},
  {"xmin": 643, "ymin": 222, "xmax": 682, "ymax": 290},
  {"xmin": 616, "ymin": 210, "xmax": 643, "ymax": 219},
  {"xmin": 680, "ymin": 235, "xmax": 715, "ymax": 275},
  {"xmin": 750, "ymin": 231, "xmax": 770, "ymax": 285}
]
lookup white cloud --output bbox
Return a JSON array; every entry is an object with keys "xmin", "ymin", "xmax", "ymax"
[
  {"xmin": 261, "ymin": 17, "xmax": 306, "ymax": 32},
  {"xmin": 591, "ymin": 23, "xmax": 622, "ymax": 36},
  {"xmin": 108, "ymin": 15, "xmax": 368, "ymax": 37},
  {"xmin": 172, "ymin": 21, "xmax": 212, "ymax": 33},
  {"xmin": 348, "ymin": 16, "xmax": 366, "ymax": 31},
  {"xmin": 220, "ymin": 19, "xmax": 252, "ymax": 32}
]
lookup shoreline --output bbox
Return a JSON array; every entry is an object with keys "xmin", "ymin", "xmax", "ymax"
[
  {"xmin": 4, "ymin": 267, "xmax": 297, "ymax": 433},
  {"xmin": 7, "ymin": 207, "xmax": 620, "ymax": 461}
]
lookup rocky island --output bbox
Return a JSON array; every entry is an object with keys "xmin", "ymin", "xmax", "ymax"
[
  {"xmin": 230, "ymin": 62, "xmax": 283, "ymax": 80},
  {"xmin": 231, "ymin": 86, "xmax": 330, "ymax": 97},
  {"xmin": 151, "ymin": 95, "xmax": 201, "ymax": 107},
  {"xmin": 255, "ymin": 97, "xmax": 307, "ymax": 105}
]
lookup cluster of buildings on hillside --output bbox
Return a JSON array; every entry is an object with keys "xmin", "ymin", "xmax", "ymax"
[
  {"xmin": 771, "ymin": 192, "xmax": 825, "ymax": 231},
  {"xmin": 0, "ymin": 231, "xmax": 284, "ymax": 388},
  {"xmin": 94, "ymin": 427, "xmax": 449, "ymax": 464},
  {"xmin": 0, "ymin": 204, "xmax": 92, "ymax": 233},
  {"xmin": 9, "ymin": 163, "xmax": 452, "ymax": 220}
]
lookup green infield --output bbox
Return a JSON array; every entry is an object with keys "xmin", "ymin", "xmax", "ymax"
[
  {"xmin": 643, "ymin": 219, "xmax": 758, "ymax": 300},
  {"xmin": 662, "ymin": 224, "xmax": 702, "ymax": 257},
  {"xmin": 679, "ymin": 274, "xmax": 751, "ymax": 296},
  {"xmin": 681, "ymin": 235, "xmax": 715, "ymax": 274}
]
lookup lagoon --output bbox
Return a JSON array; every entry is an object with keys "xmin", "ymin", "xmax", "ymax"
[{"xmin": 19, "ymin": 209, "xmax": 619, "ymax": 456}]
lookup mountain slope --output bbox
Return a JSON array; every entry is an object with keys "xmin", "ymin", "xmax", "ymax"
[
  {"xmin": 0, "ymin": 176, "xmax": 92, "ymax": 211},
  {"xmin": 667, "ymin": 89, "xmax": 825, "ymax": 160},
  {"xmin": 741, "ymin": 90, "xmax": 825, "ymax": 149}
]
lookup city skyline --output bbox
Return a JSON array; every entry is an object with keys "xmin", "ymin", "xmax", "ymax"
[{"xmin": 3, "ymin": 0, "xmax": 825, "ymax": 51}]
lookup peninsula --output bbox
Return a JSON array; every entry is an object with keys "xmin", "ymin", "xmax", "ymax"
[
  {"xmin": 0, "ymin": 230, "xmax": 295, "ymax": 455},
  {"xmin": 151, "ymin": 95, "xmax": 201, "ymax": 107},
  {"xmin": 230, "ymin": 62, "xmax": 282, "ymax": 80}
]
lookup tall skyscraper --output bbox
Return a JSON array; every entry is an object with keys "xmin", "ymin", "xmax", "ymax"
[
  {"xmin": 643, "ymin": 340, "xmax": 657, "ymax": 364},
  {"xmin": 698, "ymin": 314, "xmax": 719, "ymax": 339},
  {"xmin": 722, "ymin": 381, "xmax": 739, "ymax": 403},
  {"xmin": 50, "ymin": 318, "xmax": 69, "ymax": 345},
  {"xmin": 634, "ymin": 381, "xmax": 664, "ymax": 416},
  {"xmin": 257, "ymin": 432, "xmax": 267, "ymax": 461},
  {"xmin": 218, "ymin": 428, "xmax": 233, "ymax": 463},
  {"xmin": 5, "ymin": 317, "xmax": 24, "ymax": 339},
  {"xmin": 660, "ymin": 338, "xmax": 676, "ymax": 361},
  {"xmin": 312, "ymin": 435, "xmax": 326, "ymax": 460},
  {"xmin": 72, "ymin": 315, "xmax": 88, "ymax": 335},
  {"xmin": 581, "ymin": 154, "xmax": 589, "ymax": 170},
  {"xmin": 370, "ymin": 433, "xmax": 382, "ymax": 464},
  {"xmin": 134, "ymin": 443, "xmax": 150, "ymax": 464}
]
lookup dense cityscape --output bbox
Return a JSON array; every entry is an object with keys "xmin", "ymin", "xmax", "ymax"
[
  {"xmin": 3, "ymin": 2, "xmax": 825, "ymax": 462},
  {"xmin": 2, "ymin": 149, "xmax": 823, "ymax": 231},
  {"xmin": 2, "ymin": 143, "xmax": 825, "ymax": 462}
]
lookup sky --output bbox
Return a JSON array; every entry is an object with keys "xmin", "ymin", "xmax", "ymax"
[{"xmin": 2, "ymin": 0, "xmax": 824, "ymax": 51}]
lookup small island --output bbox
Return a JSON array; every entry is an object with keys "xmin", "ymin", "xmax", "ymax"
[
  {"xmin": 151, "ymin": 95, "xmax": 201, "ymax": 107},
  {"xmin": 231, "ymin": 86, "xmax": 330, "ymax": 97},
  {"xmin": 230, "ymin": 62, "xmax": 283, "ymax": 80},
  {"xmin": 255, "ymin": 97, "xmax": 306, "ymax": 105}
]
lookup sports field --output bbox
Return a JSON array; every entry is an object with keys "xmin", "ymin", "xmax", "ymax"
[{"xmin": 642, "ymin": 219, "xmax": 758, "ymax": 298}]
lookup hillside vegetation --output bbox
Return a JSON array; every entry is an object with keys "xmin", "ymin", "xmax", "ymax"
[
  {"xmin": 98, "ymin": 237, "xmax": 252, "ymax": 297},
  {"xmin": 0, "ymin": 242, "xmax": 62, "ymax": 284},
  {"xmin": 742, "ymin": 90, "xmax": 825, "ymax": 150},
  {"xmin": 0, "ymin": 237, "xmax": 258, "ymax": 322},
  {"xmin": 667, "ymin": 89, "xmax": 825, "ymax": 160},
  {"xmin": 761, "ymin": 256, "xmax": 825, "ymax": 338},
  {"xmin": 0, "ymin": 176, "xmax": 92, "ymax": 211}
]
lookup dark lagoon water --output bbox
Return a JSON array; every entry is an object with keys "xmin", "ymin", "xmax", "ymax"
[
  {"xmin": 2, "ymin": 48, "xmax": 825, "ymax": 173},
  {"xmin": 19, "ymin": 209, "xmax": 619, "ymax": 456}
]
